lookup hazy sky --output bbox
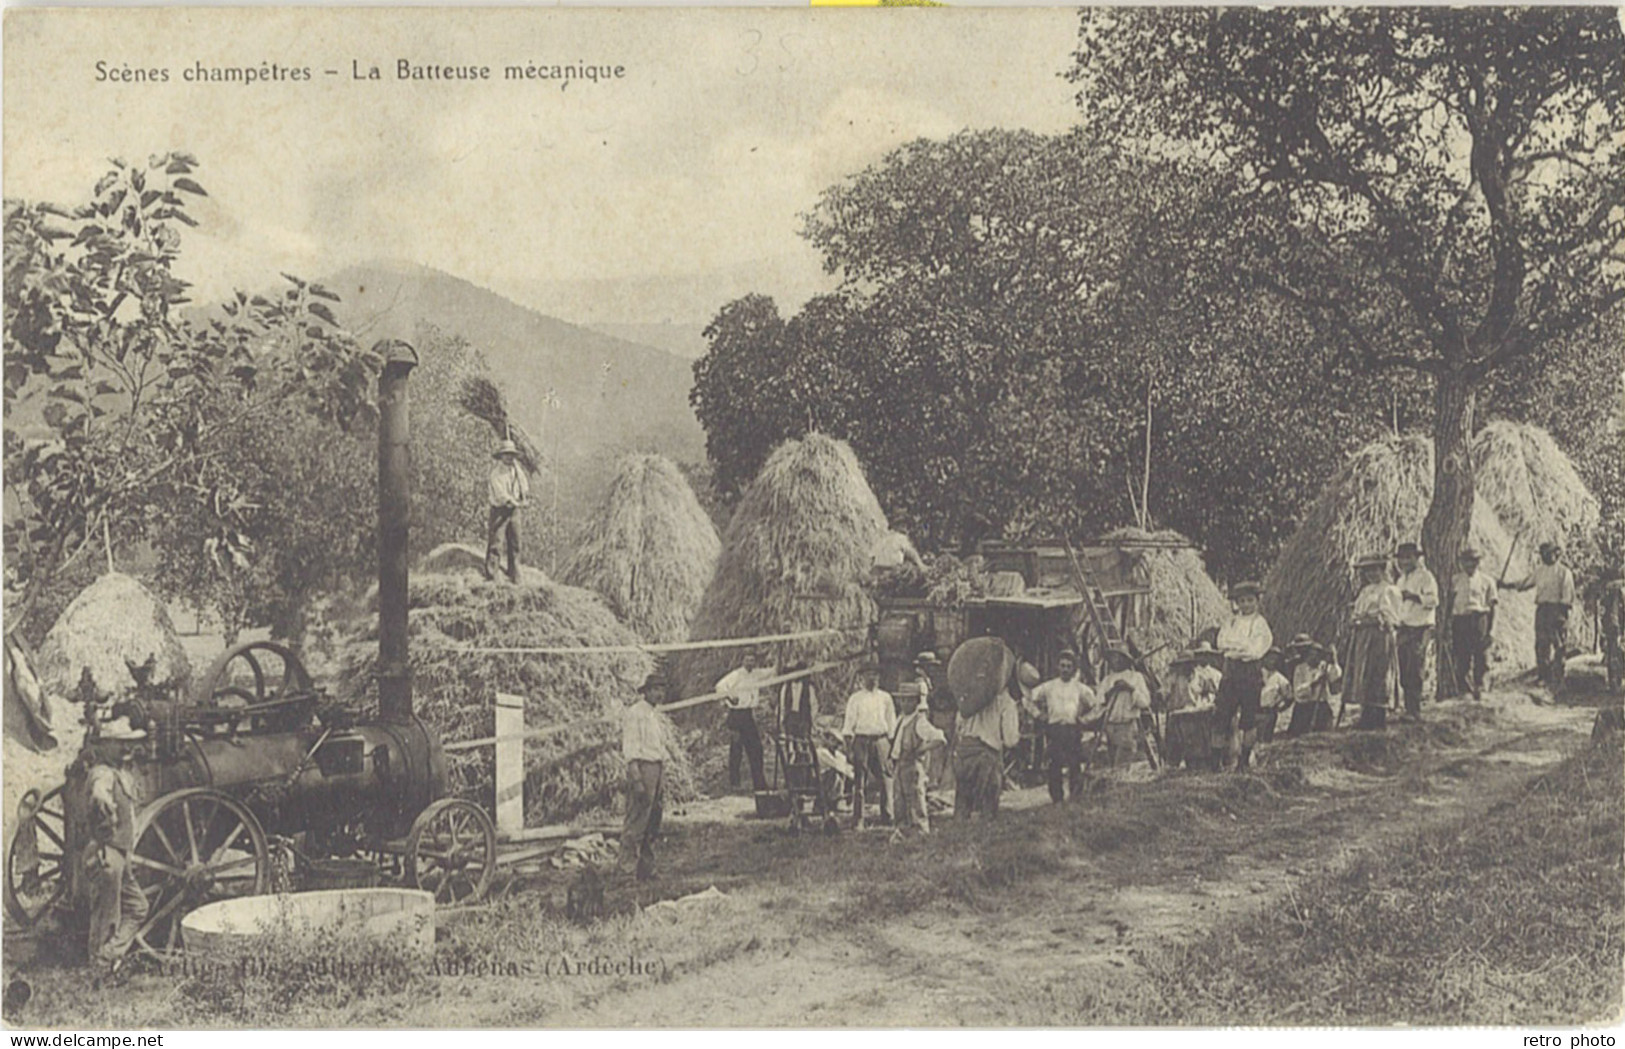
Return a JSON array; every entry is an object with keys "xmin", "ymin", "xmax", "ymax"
[{"xmin": 4, "ymin": 8, "xmax": 1082, "ymax": 326}]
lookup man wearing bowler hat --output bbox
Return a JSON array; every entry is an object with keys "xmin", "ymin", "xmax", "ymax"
[
  {"xmin": 1450, "ymin": 547, "xmax": 1498, "ymax": 701},
  {"xmin": 485, "ymin": 439, "xmax": 529, "ymax": 583},
  {"xmin": 1394, "ymin": 542, "xmax": 1439, "ymax": 718}
]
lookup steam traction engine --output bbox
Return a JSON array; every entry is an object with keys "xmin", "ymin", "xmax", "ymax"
[{"xmin": 3, "ymin": 342, "xmax": 496, "ymax": 955}]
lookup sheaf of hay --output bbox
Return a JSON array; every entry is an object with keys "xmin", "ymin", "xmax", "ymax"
[{"xmin": 562, "ymin": 454, "xmax": 720, "ymax": 644}]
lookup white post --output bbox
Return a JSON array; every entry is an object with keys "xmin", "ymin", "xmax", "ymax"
[{"xmin": 494, "ymin": 692, "xmax": 525, "ymax": 838}]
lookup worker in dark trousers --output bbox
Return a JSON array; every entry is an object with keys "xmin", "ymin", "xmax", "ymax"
[
  {"xmin": 1501, "ymin": 542, "xmax": 1576, "ymax": 689},
  {"xmin": 841, "ymin": 662, "xmax": 897, "ymax": 828},
  {"xmin": 1027, "ymin": 650, "xmax": 1097, "ymax": 801},
  {"xmin": 484, "ymin": 439, "xmax": 529, "ymax": 583},
  {"xmin": 81, "ymin": 720, "xmax": 149, "ymax": 974},
  {"xmin": 1450, "ymin": 547, "xmax": 1497, "ymax": 700},
  {"xmin": 715, "ymin": 649, "xmax": 771, "ymax": 792}
]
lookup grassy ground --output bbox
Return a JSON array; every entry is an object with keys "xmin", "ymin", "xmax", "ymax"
[{"xmin": 1046, "ymin": 739, "xmax": 1625, "ymax": 1026}]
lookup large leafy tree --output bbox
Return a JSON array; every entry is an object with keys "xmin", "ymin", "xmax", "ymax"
[
  {"xmin": 1070, "ymin": 7, "xmax": 1625, "ymax": 691},
  {"xmin": 4, "ymin": 155, "xmax": 378, "ymax": 641}
]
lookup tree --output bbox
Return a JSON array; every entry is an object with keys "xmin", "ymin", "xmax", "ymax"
[
  {"xmin": 4, "ymin": 156, "xmax": 378, "ymax": 640},
  {"xmin": 1071, "ymin": 7, "xmax": 1625, "ymax": 691}
]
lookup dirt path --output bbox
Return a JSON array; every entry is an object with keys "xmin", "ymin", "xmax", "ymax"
[{"xmin": 542, "ymin": 691, "xmax": 1595, "ymax": 1027}]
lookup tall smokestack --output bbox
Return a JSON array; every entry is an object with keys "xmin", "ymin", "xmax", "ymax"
[{"xmin": 376, "ymin": 339, "xmax": 418, "ymax": 723}]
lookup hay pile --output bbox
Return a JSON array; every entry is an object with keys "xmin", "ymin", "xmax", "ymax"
[
  {"xmin": 1103, "ymin": 526, "xmax": 1230, "ymax": 683},
  {"xmin": 562, "ymin": 454, "xmax": 721, "ymax": 644},
  {"xmin": 457, "ymin": 376, "xmax": 543, "ymax": 476},
  {"xmin": 6, "ymin": 572, "xmax": 191, "ymax": 846},
  {"xmin": 676, "ymin": 433, "xmax": 887, "ymax": 709},
  {"xmin": 336, "ymin": 572, "xmax": 697, "ymax": 825},
  {"xmin": 1264, "ymin": 423, "xmax": 1598, "ymax": 673}
]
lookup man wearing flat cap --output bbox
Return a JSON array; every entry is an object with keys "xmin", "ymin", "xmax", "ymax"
[
  {"xmin": 1450, "ymin": 547, "xmax": 1497, "ymax": 701},
  {"xmin": 484, "ymin": 439, "xmax": 529, "ymax": 584},
  {"xmin": 1394, "ymin": 542, "xmax": 1438, "ymax": 718},
  {"xmin": 1502, "ymin": 541, "xmax": 1576, "ymax": 689}
]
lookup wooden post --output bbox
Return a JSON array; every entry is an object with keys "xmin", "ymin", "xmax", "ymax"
[{"xmin": 494, "ymin": 692, "xmax": 525, "ymax": 838}]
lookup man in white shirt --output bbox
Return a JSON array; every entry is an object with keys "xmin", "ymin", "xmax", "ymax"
[
  {"xmin": 619, "ymin": 673, "xmax": 671, "ymax": 879},
  {"xmin": 1450, "ymin": 547, "xmax": 1498, "ymax": 701},
  {"xmin": 1394, "ymin": 542, "xmax": 1439, "ymax": 718},
  {"xmin": 1028, "ymin": 650, "xmax": 1098, "ymax": 802},
  {"xmin": 1213, "ymin": 581, "xmax": 1273, "ymax": 771},
  {"xmin": 1503, "ymin": 542, "xmax": 1577, "ymax": 688},
  {"xmin": 484, "ymin": 440, "xmax": 530, "ymax": 583},
  {"xmin": 716, "ymin": 649, "xmax": 772, "ymax": 793},
  {"xmin": 841, "ymin": 662, "xmax": 897, "ymax": 828},
  {"xmin": 1098, "ymin": 646, "xmax": 1152, "ymax": 768}
]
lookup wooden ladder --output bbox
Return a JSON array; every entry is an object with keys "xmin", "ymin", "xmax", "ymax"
[{"xmin": 1063, "ymin": 541, "xmax": 1124, "ymax": 653}]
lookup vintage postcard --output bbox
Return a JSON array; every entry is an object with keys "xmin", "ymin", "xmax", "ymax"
[{"xmin": 2, "ymin": 4, "xmax": 1621, "ymax": 1032}]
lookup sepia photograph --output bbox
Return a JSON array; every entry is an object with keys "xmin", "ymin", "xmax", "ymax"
[{"xmin": 1, "ymin": 4, "xmax": 1622, "ymax": 1031}]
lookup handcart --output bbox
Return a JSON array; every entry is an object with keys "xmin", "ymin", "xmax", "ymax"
[{"xmin": 773, "ymin": 732, "xmax": 842, "ymax": 834}]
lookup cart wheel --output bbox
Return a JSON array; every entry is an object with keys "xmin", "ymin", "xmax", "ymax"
[
  {"xmin": 406, "ymin": 799, "xmax": 495, "ymax": 906},
  {"xmin": 4, "ymin": 785, "xmax": 67, "ymax": 926},
  {"xmin": 129, "ymin": 789, "xmax": 269, "ymax": 958}
]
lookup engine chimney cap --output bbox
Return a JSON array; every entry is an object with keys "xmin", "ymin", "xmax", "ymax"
[{"xmin": 374, "ymin": 339, "xmax": 419, "ymax": 373}]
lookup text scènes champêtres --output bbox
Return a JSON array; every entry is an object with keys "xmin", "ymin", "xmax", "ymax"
[{"xmin": 94, "ymin": 59, "xmax": 627, "ymax": 85}]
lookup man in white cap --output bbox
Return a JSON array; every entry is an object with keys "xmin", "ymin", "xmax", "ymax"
[
  {"xmin": 485, "ymin": 439, "xmax": 529, "ymax": 583},
  {"xmin": 80, "ymin": 720, "xmax": 149, "ymax": 972}
]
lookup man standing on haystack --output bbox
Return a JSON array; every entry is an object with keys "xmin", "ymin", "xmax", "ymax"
[
  {"xmin": 485, "ymin": 439, "xmax": 529, "ymax": 584},
  {"xmin": 619, "ymin": 673, "xmax": 670, "ymax": 881},
  {"xmin": 1503, "ymin": 542, "xmax": 1576, "ymax": 689},
  {"xmin": 1394, "ymin": 542, "xmax": 1439, "ymax": 719}
]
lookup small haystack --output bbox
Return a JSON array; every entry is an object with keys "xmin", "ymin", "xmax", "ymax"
[
  {"xmin": 7, "ymin": 572, "xmax": 190, "ymax": 845},
  {"xmin": 676, "ymin": 433, "xmax": 887, "ymax": 708},
  {"xmin": 1103, "ymin": 527, "xmax": 1230, "ymax": 683},
  {"xmin": 1265, "ymin": 424, "xmax": 1597, "ymax": 674},
  {"xmin": 337, "ymin": 573, "xmax": 695, "ymax": 824},
  {"xmin": 562, "ymin": 454, "xmax": 721, "ymax": 644}
]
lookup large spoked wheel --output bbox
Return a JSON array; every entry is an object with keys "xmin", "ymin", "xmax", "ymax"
[
  {"xmin": 4, "ymin": 785, "xmax": 67, "ymax": 926},
  {"xmin": 195, "ymin": 641, "xmax": 313, "ymax": 707},
  {"xmin": 128, "ymin": 789, "xmax": 269, "ymax": 958},
  {"xmin": 405, "ymin": 799, "xmax": 496, "ymax": 907}
]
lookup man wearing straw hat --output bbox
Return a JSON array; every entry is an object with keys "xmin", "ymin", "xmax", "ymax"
[
  {"xmin": 1502, "ymin": 541, "xmax": 1576, "ymax": 689},
  {"xmin": 1450, "ymin": 546, "xmax": 1498, "ymax": 701},
  {"xmin": 78, "ymin": 718, "xmax": 150, "ymax": 973},
  {"xmin": 484, "ymin": 438, "xmax": 530, "ymax": 584},
  {"xmin": 619, "ymin": 672, "xmax": 671, "ymax": 881},
  {"xmin": 1394, "ymin": 542, "xmax": 1439, "ymax": 719}
]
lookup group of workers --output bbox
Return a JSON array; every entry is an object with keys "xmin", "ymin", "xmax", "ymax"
[{"xmin": 617, "ymin": 537, "xmax": 1602, "ymax": 881}]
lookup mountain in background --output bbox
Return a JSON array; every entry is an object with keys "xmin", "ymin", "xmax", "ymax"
[
  {"xmin": 323, "ymin": 262, "xmax": 706, "ymax": 471},
  {"xmin": 588, "ymin": 322, "xmax": 710, "ymax": 361}
]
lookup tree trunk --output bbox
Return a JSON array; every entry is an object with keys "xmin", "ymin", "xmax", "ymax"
[{"xmin": 1422, "ymin": 370, "xmax": 1478, "ymax": 699}]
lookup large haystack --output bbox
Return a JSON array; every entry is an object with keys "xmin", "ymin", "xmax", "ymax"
[
  {"xmin": 1471, "ymin": 420, "xmax": 1601, "ymax": 556},
  {"xmin": 1104, "ymin": 527, "xmax": 1230, "ymax": 683},
  {"xmin": 337, "ymin": 573, "xmax": 695, "ymax": 824},
  {"xmin": 1265, "ymin": 423, "xmax": 1597, "ymax": 674},
  {"xmin": 562, "ymin": 454, "xmax": 721, "ymax": 644},
  {"xmin": 676, "ymin": 433, "xmax": 887, "ymax": 708}
]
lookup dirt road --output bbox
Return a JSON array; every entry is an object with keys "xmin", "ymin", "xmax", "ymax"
[{"xmin": 4, "ymin": 682, "xmax": 1604, "ymax": 1028}]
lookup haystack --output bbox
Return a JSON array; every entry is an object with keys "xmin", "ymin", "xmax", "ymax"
[
  {"xmin": 676, "ymin": 433, "xmax": 887, "ymax": 711},
  {"xmin": 1264, "ymin": 423, "xmax": 1597, "ymax": 674},
  {"xmin": 336, "ymin": 573, "xmax": 695, "ymax": 824},
  {"xmin": 7, "ymin": 572, "xmax": 190, "ymax": 846},
  {"xmin": 1103, "ymin": 527, "xmax": 1230, "ymax": 683},
  {"xmin": 562, "ymin": 454, "xmax": 721, "ymax": 644}
]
